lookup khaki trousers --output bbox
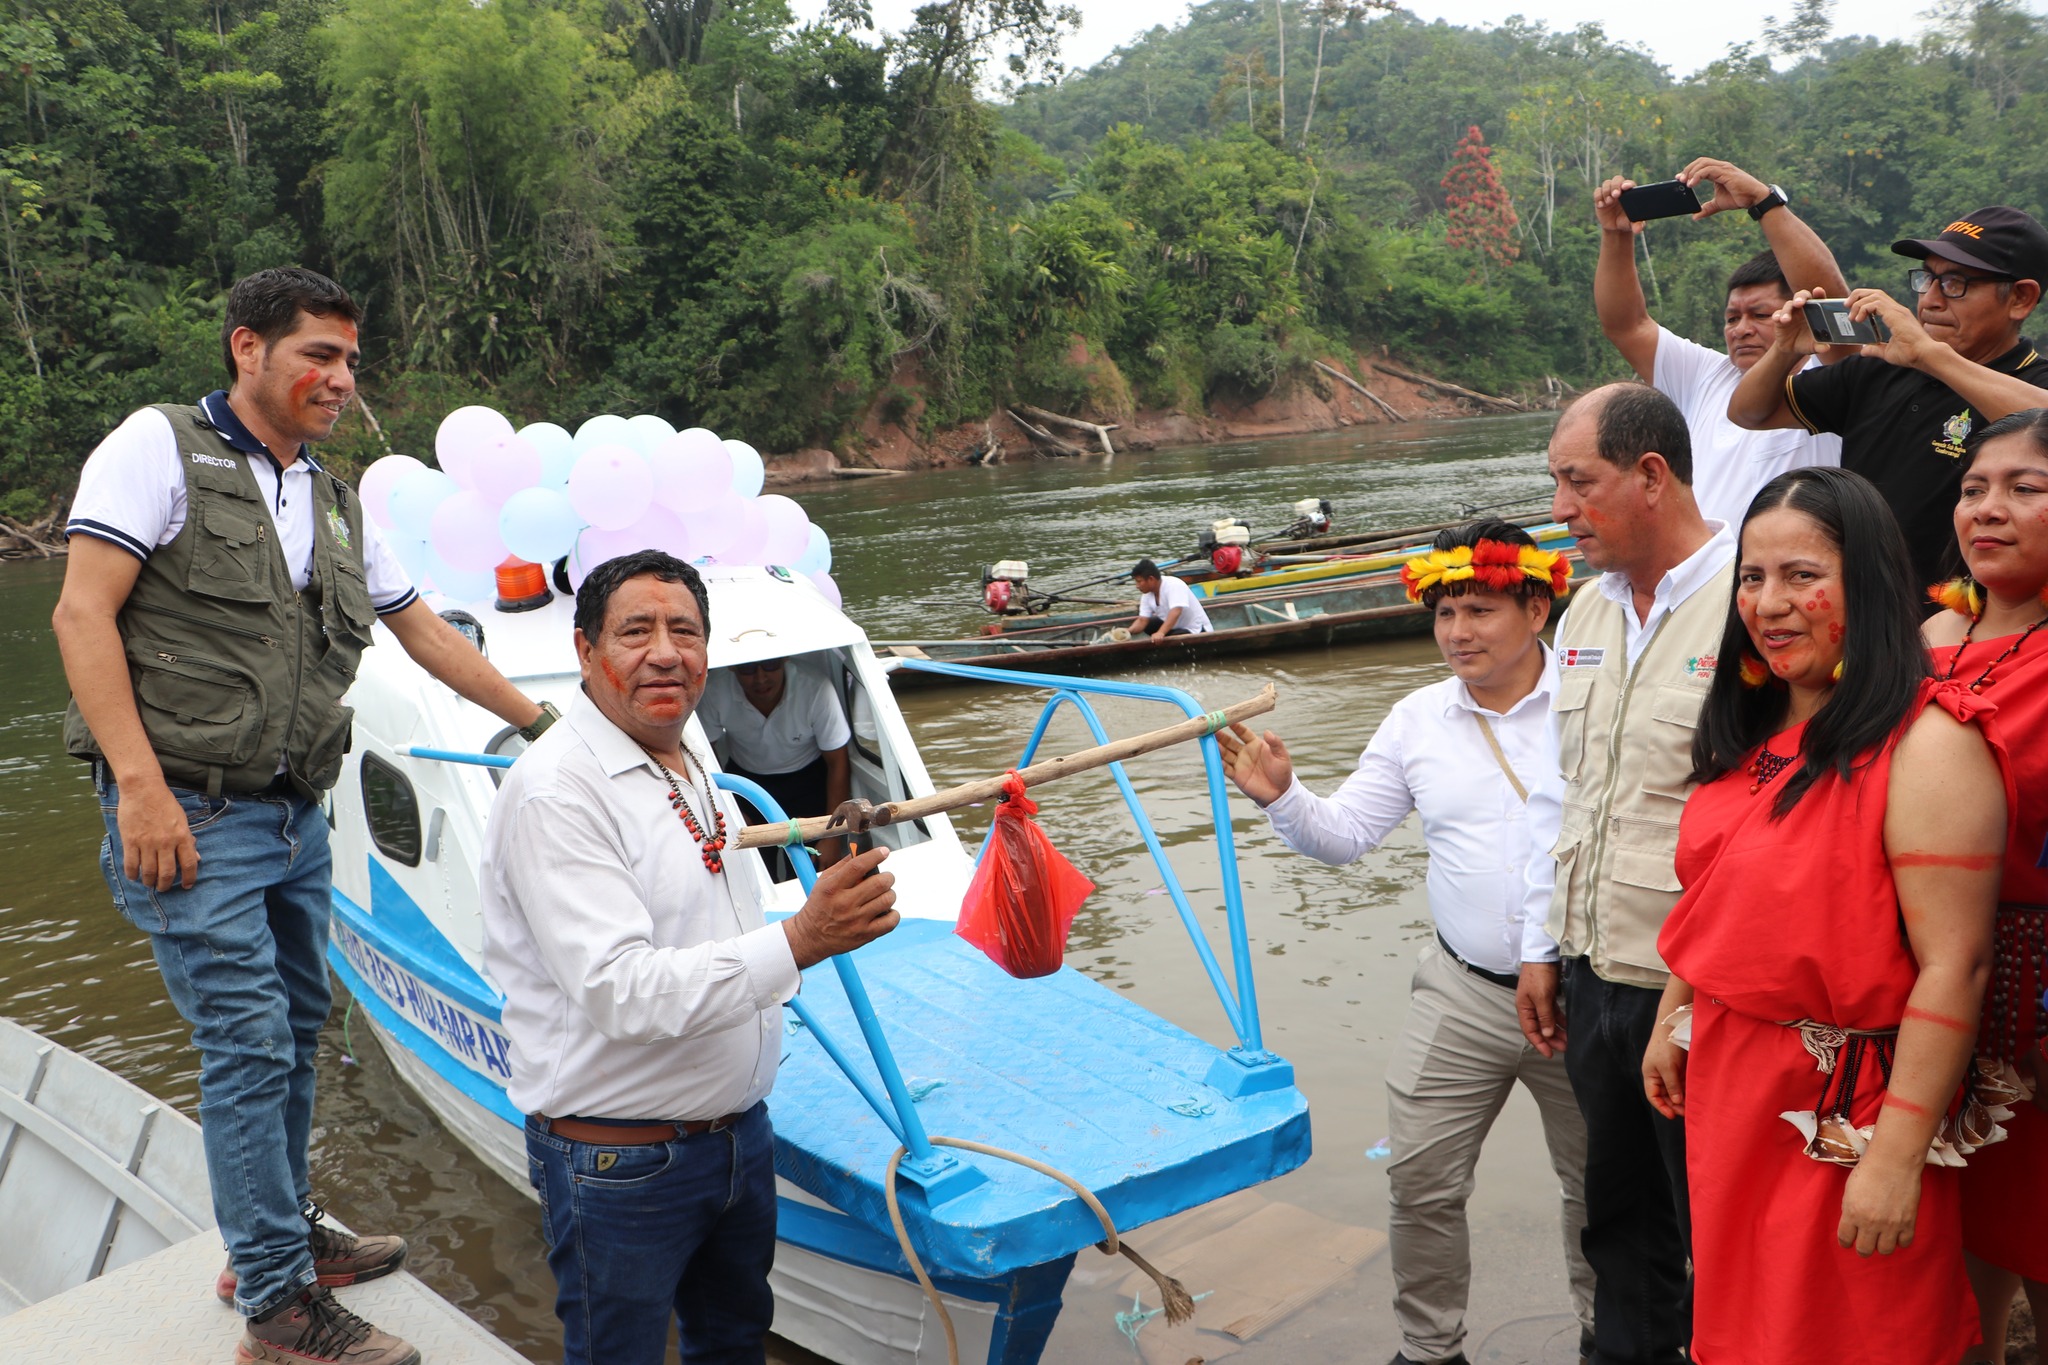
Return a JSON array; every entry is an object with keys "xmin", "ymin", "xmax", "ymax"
[{"xmin": 1385, "ymin": 944, "xmax": 1595, "ymax": 1362}]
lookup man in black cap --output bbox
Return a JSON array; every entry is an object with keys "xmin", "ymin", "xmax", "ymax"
[{"xmin": 1728, "ymin": 204, "xmax": 2048, "ymax": 589}]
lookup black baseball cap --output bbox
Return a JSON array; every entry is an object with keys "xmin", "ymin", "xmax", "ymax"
[{"xmin": 1892, "ymin": 205, "xmax": 2048, "ymax": 283}]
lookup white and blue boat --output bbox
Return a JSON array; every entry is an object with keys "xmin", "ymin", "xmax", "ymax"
[{"xmin": 324, "ymin": 563, "xmax": 1310, "ymax": 1364}]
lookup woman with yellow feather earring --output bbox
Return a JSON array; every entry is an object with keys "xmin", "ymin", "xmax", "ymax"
[{"xmin": 1926, "ymin": 409, "xmax": 2048, "ymax": 1365}]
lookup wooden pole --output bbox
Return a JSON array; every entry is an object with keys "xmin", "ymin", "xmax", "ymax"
[
  {"xmin": 1368, "ymin": 359, "xmax": 1527, "ymax": 413},
  {"xmin": 1005, "ymin": 409, "xmax": 1086, "ymax": 457},
  {"xmin": 733, "ymin": 685, "xmax": 1277, "ymax": 848},
  {"xmin": 1311, "ymin": 360, "xmax": 1404, "ymax": 422}
]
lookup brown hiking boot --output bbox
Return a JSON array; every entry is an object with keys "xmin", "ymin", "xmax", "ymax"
[
  {"xmin": 216, "ymin": 1205, "xmax": 408, "ymax": 1305},
  {"xmin": 235, "ymin": 1285, "xmax": 420, "ymax": 1365}
]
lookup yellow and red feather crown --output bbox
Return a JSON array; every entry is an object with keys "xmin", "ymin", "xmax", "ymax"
[{"xmin": 1400, "ymin": 538, "xmax": 1571, "ymax": 604}]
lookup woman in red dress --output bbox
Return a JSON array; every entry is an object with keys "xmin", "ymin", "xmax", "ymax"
[
  {"xmin": 1646, "ymin": 466, "xmax": 2007, "ymax": 1363},
  {"xmin": 1928, "ymin": 410, "xmax": 2048, "ymax": 1364}
]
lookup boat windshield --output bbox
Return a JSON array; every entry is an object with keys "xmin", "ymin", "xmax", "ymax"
[{"xmin": 704, "ymin": 647, "xmax": 932, "ymax": 876}]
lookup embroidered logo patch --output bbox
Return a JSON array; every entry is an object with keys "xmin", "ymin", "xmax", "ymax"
[
  {"xmin": 1559, "ymin": 647, "xmax": 1606, "ymax": 669},
  {"xmin": 187, "ymin": 451, "xmax": 237, "ymax": 470},
  {"xmin": 1686, "ymin": 654, "xmax": 1718, "ymax": 677},
  {"xmin": 596, "ymin": 1152, "xmax": 617, "ymax": 1172},
  {"xmin": 327, "ymin": 505, "xmax": 351, "ymax": 549},
  {"xmin": 1935, "ymin": 408, "xmax": 1974, "ymax": 460}
]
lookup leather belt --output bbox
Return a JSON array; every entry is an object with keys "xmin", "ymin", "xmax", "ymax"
[
  {"xmin": 1436, "ymin": 931, "xmax": 1521, "ymax": 991},
  {"xmin": 539, "ymin": 1112, "xmax": 748, "ymax": 1146}
]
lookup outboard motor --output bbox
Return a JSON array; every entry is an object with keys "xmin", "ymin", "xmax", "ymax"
[
  {"xmin": 983, "ymin": 560, "xmax": 1031, "ymax": 614},
  {"xmin": 1196, "ymin": 519, "xmax": 1252, "ymax": 575},
  {"xmin": 1291, "ymin": 497, "xmax": 1334, "ymax": 536}
]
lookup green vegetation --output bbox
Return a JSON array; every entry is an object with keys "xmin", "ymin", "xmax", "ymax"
[{"xmin": 6, "ymin": 0, "xmax": 2048, "ymax": 506}]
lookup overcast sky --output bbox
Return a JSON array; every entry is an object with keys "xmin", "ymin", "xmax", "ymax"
[{"xmin": 790, "ymin": 1, "xmax": 1963, "ymax": 81}]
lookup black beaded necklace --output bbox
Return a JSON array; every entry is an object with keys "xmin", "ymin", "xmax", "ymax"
[
  {"xmin": 1747, "ymin": 740, "xmax": 1797, "ymax": 795},
  {"xmin": 653, "ymin": 752, "xmax": 727, "ymax": 874},
  {"xmin": 1938, "ymin": 611, "xmax": 2048, "ymax": 694}
]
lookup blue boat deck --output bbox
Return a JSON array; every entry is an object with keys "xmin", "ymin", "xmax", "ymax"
[{"xmin": 771, "ymin": 919, "xmax": 1311, "ymax": 1282}]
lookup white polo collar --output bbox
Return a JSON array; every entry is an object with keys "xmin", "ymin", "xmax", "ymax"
[
  {"xmin": 1595, "ymin": 519, "xmax": 1734, "ymax": 620},
  {"xmin": 1441, "ymin": 642, "xmax": 1558, "ymax": 719}
]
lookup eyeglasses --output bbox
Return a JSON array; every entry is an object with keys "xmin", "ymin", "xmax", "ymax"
[
  {"xmin": 1908, "ymin": 268, "xmax": 2012, "ymax": 299},
  {"xmin": 733, "ymin": 660, "xmax": 785, "ymax": 676}
]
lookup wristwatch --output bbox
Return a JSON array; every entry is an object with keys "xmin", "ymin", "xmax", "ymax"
[
  {"xmin": 518, "ymin": 700, "xmax": 561, "ymax": 743},
  {"xmin": 1748, "ymin": 184, "xmax": 1789, "ymax": 221}
]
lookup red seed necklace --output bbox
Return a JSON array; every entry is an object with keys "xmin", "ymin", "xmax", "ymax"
[{"xmin": 654, "ymin": 753, "xmax": 727, "ymax": 874}]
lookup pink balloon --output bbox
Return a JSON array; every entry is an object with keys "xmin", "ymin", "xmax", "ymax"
[
  {"xmin": 359, "ymin": 454, "xmax": 426, "ymax": 529},
  {"xmin": 653, "ymin": 429, "xmax": 735, "ymax": 516},
  {"xmin": 436, "ymin": 406, "xmax": 515, "ymax": 488},
  {"xmin": 718, "ymin": 499, "xmax": 770, "ymax": 565},
  {"xmin": 429, "ymin": 490, "xmax": 509, "ymax": 573},
  {"xmin": 469, "ymin": 433, "xmax": 543, "ymax": 505},
  {"xmin": 616, "ymin": 505, "xmax": 695, "ymax": 560},
  {"xmin": 568, "ymin": 524, "xmax": 642, "ymax": 589},
  {"xmin": 680, "ymin": 491, "xmax": 745, "ymax": 558},
  {"xmin": 567, "ymin": 443, "xmax": 653, "ymax": 531},
  {"xmin": 757, "ymin": 494, "xmax": 811, "ymax": 566},
  {"xmin": 809, "ymin": 571, "xmax": 842, "ymax": 610}
]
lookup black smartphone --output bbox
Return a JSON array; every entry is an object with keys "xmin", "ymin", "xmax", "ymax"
[
  {"xmin": 1804, "ymin": 299, "xmax": 1891, "ymax": 347},
  {"xmin": 1618, "ymin": 179, "xmax": 1703, "ymax": 222}
]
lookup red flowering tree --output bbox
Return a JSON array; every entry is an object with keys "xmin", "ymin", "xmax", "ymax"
[{"xmin": 1442, "ymin": 125, "xmax": 1520, "ymax": 281}]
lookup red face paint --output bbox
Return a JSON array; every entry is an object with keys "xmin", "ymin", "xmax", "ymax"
[
  {"xmin": 289, "ymin": 367, "xmax": 321, "ymax": 406},
  {"xmin": 598, "ymin": 658, "xmax": 625, "ymax": 690},
  {"xmin": 1902, "ymin": 1006, "xmax": 1973, "ymax": 1033},
  {"xmin": 1892, "ymin": 851, "xmax": 2000, "ymax": 870},
  {"xmin": 1829, "ymin": 621, "xmax": 1844, "ymax": 643}
]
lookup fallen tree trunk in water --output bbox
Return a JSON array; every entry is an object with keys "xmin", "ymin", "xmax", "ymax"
[
  {"xmin": 1005, "ymin": 408, "xmax": 1087, "ymax": 457},
  {"xmin": 1015, "ymin": 403, "xmax": 1119, "ymax": 457},
  {"xmin": 0, "ymin": 513, "xmax": 64, "ymax": 560},
  {"xmin": 1311, "ymin": 361, "xmax": 1404, "ymax": 422},
  {"xmin": 1369, "ymin": 360, "xmax": 1528, "ymax": 413}
]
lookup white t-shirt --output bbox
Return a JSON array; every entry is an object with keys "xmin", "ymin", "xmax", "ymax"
[
  {"xmin": 696, "ymin": 662, "xmax": 852, "ymax": 776},
  {"xmin": 66, "ymin": 395, "xmax": 417, "ymax": 613},
  {"xmin": 1138, "ymin": 573, "xmax": 1213, "ymax": 634},
  {"xmin": 1653, "ymin": 326, "xmax": 1840, "ymax": 529}
]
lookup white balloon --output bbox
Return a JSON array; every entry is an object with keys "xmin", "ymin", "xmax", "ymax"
[
  {"xmin": 574, "ymin": 413, "xmax": 635, "ymax": 452},
  {"xmin": 724, "ymin": 439, "xmax": 765, "ymax": 499},
  {"xmin": 623, "ymin": 413, "xmax": 677, "ymax": 458}
]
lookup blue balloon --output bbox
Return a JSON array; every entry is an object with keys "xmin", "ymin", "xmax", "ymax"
[
  {"xmin": 792, "ymin": 524, "xmax": 832, "ymax": 576},
  {"xmin": 725, "ymin": 439, "xmax": 765, "ymax": 499},
  {"xmin": 521, "ymin": 422, "xmax": 578, "ymax": 489},
  {"xmin": 425, "ymin": 553, "xmax": 495, "ymax": 603},
  {"xmin": 574, "ymin": 413, "xmax": 634, "ymax": 453},
  {"xmin": 389, "ymin": 468, "xmax": 458, "ymax": 542},
  {"xmin": 499, "ymin": 487, "xmax": 584, "ymax": 564},
  {"xmin": 385, "ymin": 531, "xmax": 435, "ymax": 587}
]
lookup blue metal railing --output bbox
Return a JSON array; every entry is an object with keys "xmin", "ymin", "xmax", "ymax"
[{"xmin": 894, "ymin": 658, "xmax": 1273, "ymax": 1061}]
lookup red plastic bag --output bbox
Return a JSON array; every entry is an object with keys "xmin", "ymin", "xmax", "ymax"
[{"xmin": 956, "ymin": 772, "xmax": 1096, "ymax": 978}]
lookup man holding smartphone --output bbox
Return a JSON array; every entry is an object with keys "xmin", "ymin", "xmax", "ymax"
[
  {"xmin": 1727, "ymin": 205, "xmax": 2048, "ymax": 590},
  {"xmin": 1593, "ymin": 158, "xmax": 1846, "ymax": 528}
]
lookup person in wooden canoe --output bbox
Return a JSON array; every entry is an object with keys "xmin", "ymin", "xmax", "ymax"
[
  {"xmin": 1217, "ymin": 519, "xmax": 1592, "ymax": 1365},
  {"xmin": 1127, "ymin": 558, "xmax": 1213, "ymax": 641}
]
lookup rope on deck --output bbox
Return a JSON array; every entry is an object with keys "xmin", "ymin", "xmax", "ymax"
[{"xmin": 882, "ymin": 1136, "xmax": 1194, "ymax": 1365}]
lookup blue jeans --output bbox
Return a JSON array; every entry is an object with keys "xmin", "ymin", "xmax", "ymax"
[
  {"xmin": 525, "ymin": 1103, "xmax": 777, "ymax": 1365},
  {"xmin": 94, "ymin": 766, "xmax": 330, "ymax": 1316}
]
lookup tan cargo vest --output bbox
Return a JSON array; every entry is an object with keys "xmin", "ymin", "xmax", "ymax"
[
  {"xmin": 1545, "ymin": 554, "xmax": 1734, "ymax": 987},
  {"xmin": 63, "ymin": 404, "xmax": 376, "ymax": 799}
]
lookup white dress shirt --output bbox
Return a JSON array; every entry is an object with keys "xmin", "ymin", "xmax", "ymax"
[
  {"xmin": 1652, "ymin": 328, "xmax": 1839, "ymax": 529},
  {"xmin": 1139, "ymin": 574, "xmax": 1213, "ymax": 633},
  {"xmin": 1262, "ymin": 647, "xmax": 1560, "ymax": 976},
  {"xmin": 480, "ymin": 695, "xmax": 801, "ymax": 1120},
  {"xmin": 696, "ymin": 661, "xmax": 852, "ymax": 775},
  {"xmin": 67, "ymin": 393, "xmax": 416, "ymax": 611},
  {"xmin": 1518, "ymin": 521, "xmax": 1737, "ymax": 962}
]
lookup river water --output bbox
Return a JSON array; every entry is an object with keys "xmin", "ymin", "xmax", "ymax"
[{"xmin": 0, "ymin": 414, "xmax": 1592, "ymax": 1363}]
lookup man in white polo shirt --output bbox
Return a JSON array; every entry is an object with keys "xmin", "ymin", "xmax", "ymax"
[
  {"xmin": 1217, "ymin": 520, "xmax": 1592, "ymax": 1365},
  {"xmin": 1128, "ymin": 558, "xmax": 1212, "ymax": 641},
  {"xmin": 697, "ymin": 655, "xmax": 853, "ymax": 867},
  {"xmin": 1592, "ymin": 157, "xmax": 1844, "ymax": 527}
]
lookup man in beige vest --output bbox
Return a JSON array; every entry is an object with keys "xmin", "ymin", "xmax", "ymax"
[{"xmin": 1514, "ymin": 383, "xmax": 1735, "ymax": 1365}]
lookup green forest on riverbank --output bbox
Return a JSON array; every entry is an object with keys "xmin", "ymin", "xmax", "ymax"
[{"xmin": 5, "ymin": 0, "xmax": 2048, "ymax": 513}]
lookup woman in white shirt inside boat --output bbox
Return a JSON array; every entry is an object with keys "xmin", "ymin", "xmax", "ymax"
[{"xmin": 1217, "ymin": 520, "xmax": 1593, "ymax": 1365}]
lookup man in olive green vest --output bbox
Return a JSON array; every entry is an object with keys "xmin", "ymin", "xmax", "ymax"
[
  {"xmin": 53, "ymin": 268, "xmax": 555, "ymax": 1365},
  {"xmin": 1513, "ymin": 384, "xmax": 1735, "ymax": 1365}
]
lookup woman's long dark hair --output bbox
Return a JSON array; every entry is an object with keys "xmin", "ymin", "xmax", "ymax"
[{"xmin": 1691, "ymin": 467, "xmax": 1931, "ymax": 818}]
